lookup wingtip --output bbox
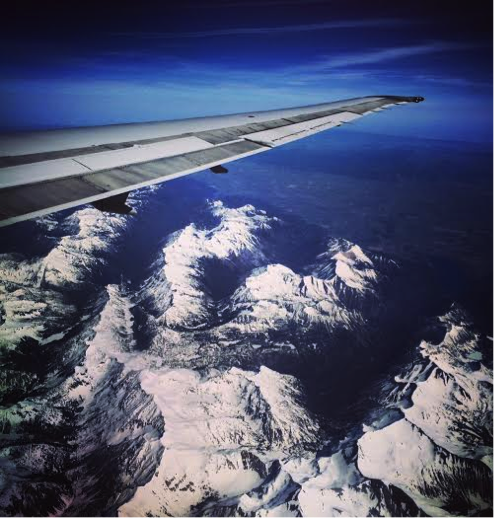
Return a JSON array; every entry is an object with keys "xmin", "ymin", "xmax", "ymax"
[{"xmin": 383, "ymin": 95, "xmax": 425, "ymax": 103}]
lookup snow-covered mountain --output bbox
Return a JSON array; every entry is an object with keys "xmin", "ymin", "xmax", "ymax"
[
  {"xmin": 120, "ymin": 365, "xmax": 321, "ymax": 517},
  {"xmin": 149, "ymin": 200, "xmax": 278, "ymax": 329},
  {"xmin": 135, "ymin": 203, "xmax": 397, "ymax": 367},
  {"xmin": 0, "ymin": 199, "xmax": 491, "ymax": 517},
  {"xmin": 357, "ymin": 308, "xmax": 493, "ymax": 517},
  {"xmin": 222, "ymin": 243, "xmax": 385, "ymax": 334},
  {"xmin": 0, "ymin": 206, "xmax": 130, "ymax": 415},
  {"xmin": 40, "ymin": 208, "xmax": 128, "ymax": 287}
]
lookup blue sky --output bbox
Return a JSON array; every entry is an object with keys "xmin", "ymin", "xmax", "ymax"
[{"xmin": 0, "ymin": 0, "xmax": 492, "ymax": 142}]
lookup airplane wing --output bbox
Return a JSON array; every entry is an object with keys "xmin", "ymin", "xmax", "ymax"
[{"xmin": 0, "ymin": 95, "xmax": 424, "ymax": 227}]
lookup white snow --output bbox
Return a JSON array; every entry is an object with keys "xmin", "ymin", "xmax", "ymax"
[
  {"xmin": 156, "ymin": 201, "xmax": 278, "ymax": 328},
  {"xmin": 299, "ymin": 482, "xmax": 387, "ymax": 517},
  {"xmin": 357, "ymin": 309, "xmax": 493, "ymax": 516},
  {"xmin": 67, "ymin": 284, "xmax": 146, "ymax": 406},
  {"xmin": 42, "ymin": 208, "xmax": 127, "ymax": 287},
  {"xmin": 357, "ymin": 418, "xmax": 492, "ymax": 516},
  {"xmin": 224, "ymin": 263, "xmax": 361, "ymax": 334},
  {"xmin": 2, "ymin": 200, "xmax": 491, "ymax": 518},
  {"xmin": 399, "ymin": 312, "xmax": 493, "ymax": 463},
  {"xmin": 331, "ymin": 245, "xmax": 378, "ymax": 291},
  {"xmin": 120, "ymin": 366, "xmax": 320, "ymax": 517}
]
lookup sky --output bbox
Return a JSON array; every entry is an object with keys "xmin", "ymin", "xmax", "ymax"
[{"xmin": 0, "ymin": 0, "xmax": 492, "ymax": 142}]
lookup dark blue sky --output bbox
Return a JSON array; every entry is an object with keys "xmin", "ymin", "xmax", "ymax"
[{"xmin": 0, "ymin": 0, "xmax": 492, "ymax": 142}]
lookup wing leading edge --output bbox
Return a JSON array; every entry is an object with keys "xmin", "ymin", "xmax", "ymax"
[{"xmin": 0, "ymin": 95, "xmax": 424, "ymax": 227}]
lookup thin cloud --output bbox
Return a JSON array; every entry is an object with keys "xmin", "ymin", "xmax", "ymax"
[
  {"xmin": 115, "ymin": 18, "xmax": 407, "ymax": 39},
  {"xmin": 23, "ymin": 39, "xmax": 480, "ymax": 95},
  {"xmin": 289, "ymin": 42, "xmax": 473, "ymax": 74}
]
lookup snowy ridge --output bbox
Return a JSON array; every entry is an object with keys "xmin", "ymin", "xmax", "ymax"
[
  {"xmin": 41, "ymin": 208, "xmax": 127, "ymax": 287},
  {"xmin": 0, "ymin": 199, "xmax": 491, "ymax": 517},
  {"xmin": 421, "ymin": 309, "xmax": 492, "ymax": 386},
  {"xmin": 0, "ymin": 205, "xmax": 138, "ymax": 514},
  {"xmin": 63, "ymin": 285, "xmax": 326, "ymax": 517},
  {"xmin": 358, "ymin": 419, "xmax": 492, "ymax": 517},
  {"xmin": 120, "ymin": 366, "xmax": 321, "ymax": 517},
  {"xmin": 0, "ymin": 205, "xmax": 129, "ymax": 289},
  {"xmin": 311, "ymin": 238, "xmax": 391, "ymax": 291},
  {"xmin": 67, "ymin": 284, "xmax": 145, "ymax": 407},
  {"xmin": 0, "ymin": 207, "xmax": 128, "ymax": 351},
  {"xmin": 299, "ymin": 476, "xmax": 424, "ymax": 517},
  {"xmin": 357, "ymin": 308, "xmax": 493, "ymax": 516},
  {"xmin": 220, "ymin": 238, "xmax": 393, "ymax": 336},
  {"xmin": 57, "ymin": 284, "xmax": 164, "ymax": 516},
  {"xmin": 404, "ymin": 308, "xmax": 493, "ymax": 464},
  {"xmin": 153, "ymin": 201, "xmax": 278, "ymax": 329},
  {"xmin": 140, "ymin": 205, "xmax": 390, "ymax": 349},
  {"xmin": 0, "ymin": 282, "xmax": 76, "ymax": 350},
  {"xmin": 225, "ymin": 264, "xmax": 359, "ymax": 333},
  {"xmin": 38, "ymin": 283, "xmax": 321, "ymax": 517},
  {"xmin": 332, "ymin": 245, "xmax": 377, "ymax": 292},
  {"xmin": 0, "ymin": 254, "xmax": 42, "ymax": 286}
]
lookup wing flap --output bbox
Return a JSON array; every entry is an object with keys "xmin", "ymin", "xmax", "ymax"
[
  {"xmin": 0, "ymin": 176, "xmax": 105, "ymax": 221},
  {"xmin": 0, "ymin": 140, "xmax": 266, "ymax": 226},
  {"xmin": 195, "ymin": 120, "xmax": 291, "ymax": 145},
  {"xmin": 0, "ymin": 136, "xmax": 214, "ymax": 189},
  {"xmin": 243, "ymin": 111, "xmax": 362, "ymax": 147},
  {"xmin": 74, "ymin": 136, "xmax": 213, "ymax": 171}
]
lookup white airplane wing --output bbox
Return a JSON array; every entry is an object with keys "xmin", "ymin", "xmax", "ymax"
[{"xmin": 0, "ymin": 95, "xmax": 424, "ymax": 227}]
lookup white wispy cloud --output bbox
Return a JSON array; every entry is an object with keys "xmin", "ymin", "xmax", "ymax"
[
  {"xmin": 94, "ymin": 41, "xmax": 473, "ymax": 85},
  {"xmin": 168, "ymin": 42, "xmax": 476, "ymax": 88},
  {"xmin": 115, "ymin": 18, "xmax": 406, "ymax": 39},
  {"xmin": 14, "ymin": 40, "xmax": 482, "ymax": 108},
  {"xmin": 289, "ymin": 42, "xmax": 472, "ymax": 73}
]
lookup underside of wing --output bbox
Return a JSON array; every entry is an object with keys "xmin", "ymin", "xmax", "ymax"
[{"xmin": 0, "ymin": 95, "xmax": 424, "ymax": 227}]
